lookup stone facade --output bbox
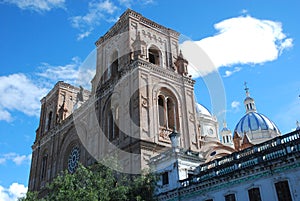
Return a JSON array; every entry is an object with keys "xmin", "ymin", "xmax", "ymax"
[
  {"xmin": 28, "ymin": 81, "xmax": 90, "ymax": 193},
  {"xmin": 28, "ymin": 9, "xmax": 234, "ymax": 194}
]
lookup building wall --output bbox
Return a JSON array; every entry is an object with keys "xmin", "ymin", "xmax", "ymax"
[
  {"xmin": 184, "ymin": 170, "xmax": 300, "ymax": 201},
  {"xmin": 156, "ymin": 130, "xmax": 300, "ymax": 201}
]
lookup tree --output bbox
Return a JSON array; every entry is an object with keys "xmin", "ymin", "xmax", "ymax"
[
  {"xmin": 18, "ymin": 191, "xmax": 40, "ymax": 201},
  {"xmin": 20, "ymin": 162, "xmax": 157, "ymax": 201},
  {"xmin": 129, "ymin": 171, "xmax": 157, "ymax": 201}
]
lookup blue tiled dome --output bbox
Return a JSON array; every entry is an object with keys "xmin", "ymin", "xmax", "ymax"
[{"xmin": 234, "ymin": 112, "xmax": 280, "ymax": 134}]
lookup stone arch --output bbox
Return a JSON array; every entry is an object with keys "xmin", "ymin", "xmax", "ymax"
[
  {"xmin": 58, "ymin": 127, "xmax": 82, "ymax": 172},
  {"xmin": 109, "ymin": 49, "xmax": 119, "ymax": 78},
  {"xmin": 157, "ymin": 88, "xmax": 179, "ymax": 131},
  {"xmin": 46, "ymin": 110, "xmax": 53, "ymax": 131},
  {"xmin": 148, "ymin": 44, "xmax": 162, "ymax": 66},
  {"xmin": 153, "ymin": 83, "xmax": 184, "ymax": 133},
  {"xmin": 102, "ymin": 94, "xmax": 119, "ymax": 141},
  {"xmin": 152, "ymin": 82, "xmax": 183, "ymax": 109},
  {"xmin": 40, "ymin": 148, "xmax": 49, "ymax": 181},
  {"xmin": 62, "ymin": 140, "xmax": 81, "ymax": 173}
]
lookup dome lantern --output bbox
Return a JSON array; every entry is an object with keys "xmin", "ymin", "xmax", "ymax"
[{"xmin": 244, "ymin": 82, "xmax": 256, "ymax": 113}]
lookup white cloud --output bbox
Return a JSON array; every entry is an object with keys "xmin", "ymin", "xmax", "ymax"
[
  {"xmin": 37, "ymin": 57, "xmax": 81, "ymax": 83},
  {"xmin": 0, "ymin": 109, "xmax": 12, "ymax": 122},
  {"xmin": 0, "ymin": 74, "xmax": 48, "ymax": 121},
  {"xmin": 0, "ymin": 153, "xmax": 31, "ymax": 166},
  {"xmin": 77, "ymin": 69, "xmax": 96, "ymax": 89},
  {"xmin": 12, "ymin": 154, "xmax": 32, "ymax": 166},
  {"xmin": 223, "ymin": 67, "xmax": 241, "ymax": 77},
  {"xmin": 187, "ymin": 15, "xmax": 293, "ymax": 78},
  {"xmin": 77, "ymin": 30, "xmax": 92, "ymax": 41},
  {"xmin": 2, "ymin": 0, "xmax": 65, "ymax": 12},
  {"xmin": 0, "ymin": 158, "xmax": 5, "ymax": 165},
  {"xmin": 231, "ymin": 101, "xmax": 241, "ymax": 110},
  {"xmin": 118, "ymin": 0, "xmax": 154, "ymax": 7},
  {"xmin": 36, "ymin": 56, "xmax": 95, "ymax": 89},
  {"xmin": 0, "ymin": 183, "xmax": 27, "ymax": 201},
  {"xmin": 70, "ymin": 0, "xmax": 118, "ymax": 40},
  {"xmin": 0, "ymin": 56, "xmax": 95, "ymax": 122}
]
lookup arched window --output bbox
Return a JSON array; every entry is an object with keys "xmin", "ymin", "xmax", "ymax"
[
  {"xmin": 47, "ymin": 111, "xmax": 52, "ymax": 131},
  {"xmin": 167, "ymin": 98, "xmax": 176, "ymax": 129},
  {"xmin": 158, "ymin": 96, "xmax": 165, "ymax": 127},
  {"xmin": 103, "ymin": 50, "xmax": 119, "ymax": 83},
  {"xmin": 114, "ymin": 106, "xmax": 119, "ymax": 139},
  {"xmin": 148, "ymin": 47, "xmax": 160, "ymax": 65},
  {"xmin": 40, "ymin": 153, "xmax": 48, "ymax": 180},
  {"xmin": 110, "ymin": 50, "xmax": 118, "ymax": 78},
  {"xmin": 105, "ymin": 106, "xmax": 119, "ymax": 141},
  {"xmin": 157, "ymin": 90, "xmax": 179, "ymax": 131},
  {"xmin": 107, "ymin": 110, "xmax": 114, "ymax": 140}
]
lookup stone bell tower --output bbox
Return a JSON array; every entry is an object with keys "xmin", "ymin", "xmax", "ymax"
[
  {"xmin": 28, "ymin": 81, "xmax": 90, "ymax": 192},
  {"xmin": 29, "ymin": 10, "xmax": 204, "ymax": 193},
  {"xmin": 91, "ymin": 9, "xmax": 201, "ymax": 172}
]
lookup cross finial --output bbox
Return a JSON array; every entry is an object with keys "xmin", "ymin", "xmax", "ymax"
[{"xmin": 244, "ymin": 81, "xmax": 250, "ymax": 97}]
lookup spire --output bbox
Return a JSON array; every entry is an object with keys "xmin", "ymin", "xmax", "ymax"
[
  {"xmin": 243, "ymin": 82, "xmax": 257, "ymax": 113},
  {"xmin": 223, "ymin": 120, "xmax": 227, "ymax": 129},
  {"xmin": 175, "ymin": 50, "xmax": 188, "ymax": 75},
  {"xmin": 221, "ymin": 120, "xmax": 230, "ymax": 132},
  {"xmin": 244, "ymin": 81, "xmax": 250, "ymax": 97}
]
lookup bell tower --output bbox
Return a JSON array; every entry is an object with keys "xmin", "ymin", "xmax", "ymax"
[
  {"xmin": 29, "ymin": 81, "xmax": 90, "ymax": 192},
  {"xmin": 91, "ymin": 9, "xmax": 201, "ymax": 172}
]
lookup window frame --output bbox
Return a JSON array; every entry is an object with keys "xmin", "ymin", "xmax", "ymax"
[
  {"xmin": 274, "ymin": 180, "xmax": 292, "ymax": 201},
  {"xmin": 248, "ymin": 187, "xmax": 262, "ymax": 201}
]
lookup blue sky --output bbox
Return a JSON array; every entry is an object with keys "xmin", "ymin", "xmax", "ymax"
[{"xmin": 0, "ymin": 0, "xmax": 299, "ymax": 200}]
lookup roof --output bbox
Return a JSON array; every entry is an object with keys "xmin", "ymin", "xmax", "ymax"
[
  {"xmin": 195, "ymin": 103, "xmax": 212, "ymax": 117},
  {"xmin": 234, "ymin": 112, "xmax": 280, "ymax": 135}
]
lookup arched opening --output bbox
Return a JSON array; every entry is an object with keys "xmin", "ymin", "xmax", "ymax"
[
  {"xmin": 103, "ymin": 50, "xmax": 119, "ymax": 83},
  {"xmin": 114, "ymin": 106, "xmax": 119, "ymax": 139},
  {"xmin": 148, "ymin": 47, "xmax": 160, "ymax": 65},
  {"xmin": 40, "ymin": 152, "xmax": 48, "ymax": 180},
  {"xmin": 157, "ymin": 89, "xmax": 179, "ymax": 131},
  {"xmin": 107, "ymin": 110, "xmax": 114, "ymax": 140},
  {"xmin": 110, "ymin": 50, "xmax": 118, "ymax": 77},
  {"xmin": 47, "ymin": 111, "xmax": 52, "ymax": 131},
  {"xmin": 167, "ymin": 98, "xmax": 176, "ymax": 129},
  {"xmin": 158, "ymin": 96, "xmax": 165, "ymax": 127}
]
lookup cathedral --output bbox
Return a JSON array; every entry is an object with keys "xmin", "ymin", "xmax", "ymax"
[{"xmin": 28, "ymin": 9, "xmax": 300, "ymax": 201}]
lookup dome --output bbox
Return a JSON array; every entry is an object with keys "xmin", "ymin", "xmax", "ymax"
[
  {"xmin": 195, "ymin": 103, "xmax": 212, "ymax": 117},
  {"xmin": 244, "ymin": 96, "xmax": 254, "ymax": 102},
  {"xmin": 221, "ymin": 121, "xmax": 231, "ymax": 132},
  {"xmin": 234, "ymin": 112, "xmax": 280, "ymax": 134},
  {"xmin": 221, "ymin": 127, "xmax": 230, "ymax": 132}
]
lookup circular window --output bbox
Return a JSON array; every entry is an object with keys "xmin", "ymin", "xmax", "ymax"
[{"xmin": 68, "ymin": 147, "xmax": 80, "ymax": 173}]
